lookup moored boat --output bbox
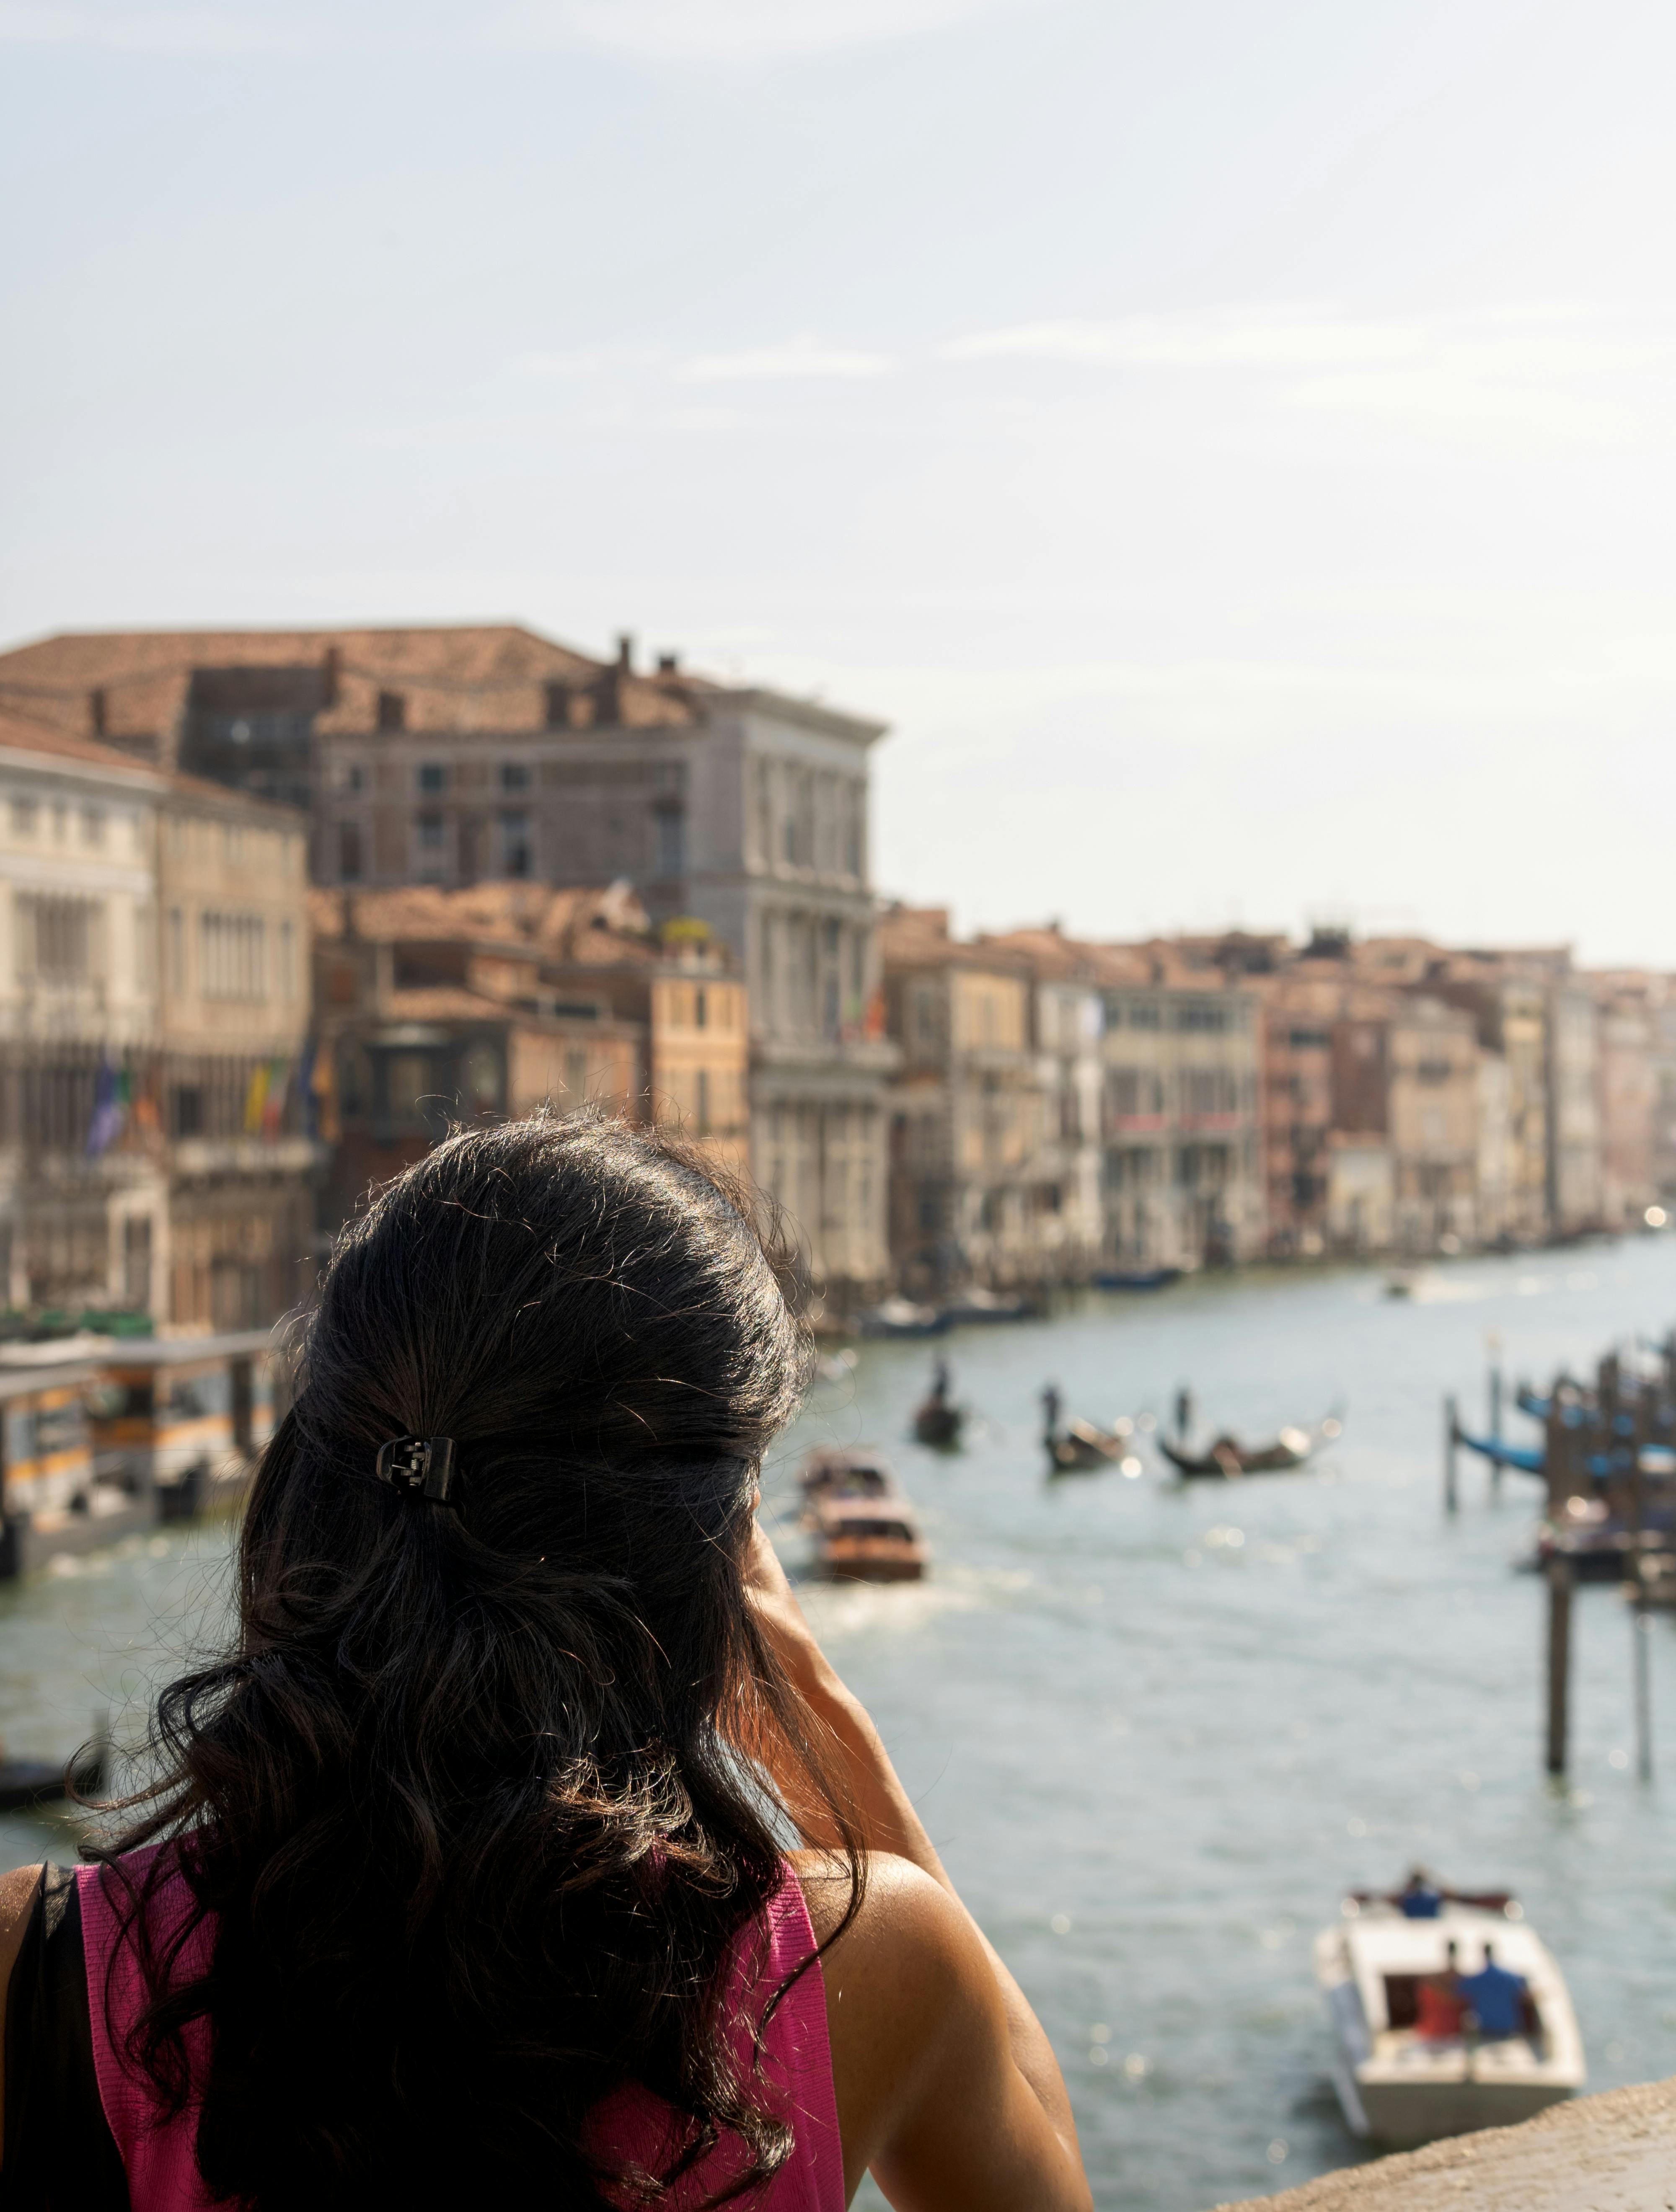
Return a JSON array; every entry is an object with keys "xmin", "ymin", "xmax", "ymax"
[{"xmin": 1314, "ymin": 1888, "xmax": 1584, "ymax": 2150}]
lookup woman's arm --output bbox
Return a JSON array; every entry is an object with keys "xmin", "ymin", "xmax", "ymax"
[{"xmin": 742, "ymin": 1522, "xmax": 1091, "ymax": 2212}]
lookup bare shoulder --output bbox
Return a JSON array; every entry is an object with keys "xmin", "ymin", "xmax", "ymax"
[
  {"xmin": 790, "ymin": 1848, "xmax": 973, "ymax": 1976},
  {"xmin": 0, "ymin": 1862, "xmax": 42, "ymax": 1957},
  {"xmin": 788, "ymin": 1850, "xmax": 991, "ymax": 2076}
]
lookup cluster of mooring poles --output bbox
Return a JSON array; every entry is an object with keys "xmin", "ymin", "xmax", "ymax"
[{"xmin": 1444, "ymin": 1334, "xmax": 1676, "ymax": 1780}]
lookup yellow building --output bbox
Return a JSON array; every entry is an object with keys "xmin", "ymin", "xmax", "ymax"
[{"xmin": 158, "ymin": 779, "xmax": 317, "ymax": 1328}]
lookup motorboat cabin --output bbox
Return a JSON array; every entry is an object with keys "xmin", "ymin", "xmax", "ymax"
[
  {"xmin": 83, "ymin": 1331, "xmax": 279, "ymax": 1517},
  {"xmin": 1314, "ymin": 1892, "xmax": 1584, "ymax": 2149},
  {"xmin": 798, "ymin": 1448, "xmax": 927, "ymax": 1582}
]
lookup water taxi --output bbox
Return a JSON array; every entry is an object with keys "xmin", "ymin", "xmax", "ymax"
[
  {"xmin": 1314, "ymin": 1889, "xmax": 1584, "ymax": 2149},
  {"xmin": 83, "ymin": 1331, "xmax": 279, "ymax": 1518},
  {"xmin": 799, "ymin": 1448, "xmax": 928, "ymax": 1582},
  {"xmin": 0, "ymin": 1360, "xmax": 152, "ymax": 1572}
]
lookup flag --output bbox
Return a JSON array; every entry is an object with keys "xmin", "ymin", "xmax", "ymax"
[
  {"xmin": 261, "ymin": 1057, "xmax": 289, "ymax": 1139},
  {"xmin": 242, "ymin": 1062, "xmax": 270, "ymax": 1135},
  {"xmin": 86, "ymin": 1055, "xmax": 125, "ymax": 1157}
]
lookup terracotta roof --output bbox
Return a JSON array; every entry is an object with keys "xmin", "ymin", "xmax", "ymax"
[
  {"xmin": 0, "ymin": 703, "xmax": 166, "ymax": 784},
  {"xmin": 310, "ymin": 880, "xmax": 661, "ymax": 967},
  {"xmin": 0, "ymin": 623, "xmax": 707, "ymax": 755}
]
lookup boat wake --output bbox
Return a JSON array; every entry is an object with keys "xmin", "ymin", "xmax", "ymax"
[{"xmin": 796, "ymin": 1561, "xmax": 1032, "ymax": 1639}]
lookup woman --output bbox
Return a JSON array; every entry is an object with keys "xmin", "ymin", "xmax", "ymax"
[{"xmin": 0, "ymin": 1116, "xmax": 1091, "ymax": 2212}]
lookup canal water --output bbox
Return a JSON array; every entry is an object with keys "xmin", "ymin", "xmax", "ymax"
[{"xmin": 4, "ymin": 1239, "xmax": 1676, "ymax": 2210}]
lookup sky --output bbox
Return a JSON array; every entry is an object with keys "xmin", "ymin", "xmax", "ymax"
[{"xmin": 3, "ymin": 0, "xmax": 1675, "ymax": 962}]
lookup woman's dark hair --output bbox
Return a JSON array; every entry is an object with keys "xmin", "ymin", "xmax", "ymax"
[{"xmin": 95, "ymin": 1112, "xmax": 856, "ymax": 2210}]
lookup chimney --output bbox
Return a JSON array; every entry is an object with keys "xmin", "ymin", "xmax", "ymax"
[
  {"xmin": 321, "ymin": 644, "xmax": 341, "ymax": 707},
  {"xmin": 377, "ymin": 689, "xmax": 406, "ymax": 733},
  {"xmin": 657, "ymin": 650, "xmax": 680, "ymax": 676},
  {"xmin": 544, "ymin": 680, "xmax": 570, "ymax": 729},
  {"xmin": 616, "ymin": 633, "xmax": 634, "ymax": 675},
  {"xmin": 89, "ymin": 687, "xmax": 107, "ymax": 737}
]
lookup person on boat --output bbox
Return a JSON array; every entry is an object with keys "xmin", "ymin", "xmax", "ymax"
[
  {"xmin": 1397, "ymin": 1867, "xmax": 1444, "ymax": 1918},
  {"xmin": 1041, "ymin": 1382, "xmax": 1063, "ymax": 1443},
  {"xmin": 929, "ymin": 1357, "xmax": 951, "ymax": 1405},
  {"xmin": 0, "ymin": 1116, "xmax": 1092, "ymax": 2212},
  {"xmin": 1459, "ymin": 1943, "xmax": 1529, "ymax": 2041},
  {"xmin": 1414, "ymin": 1941, "xmax": 1464, "ymax": 2040}
]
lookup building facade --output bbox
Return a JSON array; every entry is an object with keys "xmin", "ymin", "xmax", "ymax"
[
  {"xmin": 0, "ymin": 711, "xmax": 165, "ymax": 1314},
  {"xmin": 159, "ymin": 778, "xmax": 316, "ymax": 1328},
  {"xmin": 0, "ymin": 626, "xmax": 891, "ymax": 1306},
  {"xmin": 880, "ymin": 910, "xmax": 1052, "ymax": 1293},
  {"xmin": 310, "ymin": 883, "xmax": 750, "ymax": 1233},
  {"xmin": 1097, "ymin": 966, "xmax": 1264, "ymax": 1269}
]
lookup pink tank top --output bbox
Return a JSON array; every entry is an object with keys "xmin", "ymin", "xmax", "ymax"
[{"xmin": 78, "ymin": 1851, "xmax": 845, "ymax": 2212}]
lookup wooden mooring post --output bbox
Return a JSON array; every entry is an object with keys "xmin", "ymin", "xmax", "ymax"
[
  {"xmin": 1443, "ymin": 1395, "xmax": 1459, "ymax": 1514},
  {"xmin": 1488, "ymin": 1354, "xmax": 1505, "ymax": 1492},
  {"xmin": 1547, "ymin": 1549, "xmax": 1573, "ymax": 1777}
]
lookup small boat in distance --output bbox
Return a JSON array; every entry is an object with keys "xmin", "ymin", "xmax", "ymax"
[
  {"xmin": 1091, "ymin": 1267, "xmax": 1182, "ymax": 1292},
  {"xmin": 0, "ymin": 1725, "xmax": 105, "ymax": 1814},
  {"xmin": 1315, "ymin": 1883, "xmax": 1584, "ymax": 2150},
  {"xmin": 856, "ymin": 1297, "xmax": 948, "ymax": 1340},
  {"xmin": 799, "ymin": 1449, "xmax": 928, "ymax": 1581},
  {"xmin": 912, "ymin": 1359, "xmax": 964, "ymax": 1448},
  {"xmin": 1160, "ymin": 1415, "xmax": 1342, "ymax": 1479}
]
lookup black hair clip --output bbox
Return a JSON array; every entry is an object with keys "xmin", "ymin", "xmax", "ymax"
[{"xmin": 375, "ymin": 1436, "xmax": 459, "ymax": 1506}]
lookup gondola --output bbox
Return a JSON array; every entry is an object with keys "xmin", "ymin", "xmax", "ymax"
[
  {"xmin": 913, "ymin": 1401, "xmax": 963, "ymax": 1447},
  {"xmin": 1046, "ymin": 1417, "xmax": 1141, "ymax": 1476},
  {"xmin": 1159, "ymin": 1415, "xmax": 1342, "ymax": 1479},
  {"xmin": 912, "ymin": 1359, "xmax": 965, "ymax": 1448}
]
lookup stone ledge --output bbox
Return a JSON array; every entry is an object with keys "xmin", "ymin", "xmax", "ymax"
[{"xmin": 1208, "ymin": 2077, "xmax": 1676, "ymax": 2212}]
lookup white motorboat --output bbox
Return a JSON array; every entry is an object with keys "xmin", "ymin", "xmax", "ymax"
[{"xmin": 1314, "ymin": 1890, "xmax": 1585, "ymax": 2150}]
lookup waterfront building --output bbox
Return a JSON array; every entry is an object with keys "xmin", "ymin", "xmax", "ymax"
[
  {"xmin": 1588, "ymin": 973, "xmax": 1660, "ymax": 1228},
  {"xmin": 0, "ymin": 710, "xmax": 166, "ymax": 1313},
  {"xmin": 878, "ymin": 908, "xmax": 1053, "ymax": 1294},
  {"xmin": 1547, "ymin": 978, "xmax": 1604, "ymax": 1233},
  {"xmin": 310, "ymin": 882, "xmax": 749, "ymax": 1234},
  {"xmin": 972, "ymin": 925, "xmax": 1105, "ymax": 1284},
  {"xmin": 158, "ymin": 776, "xmax": 316, "ymax": 1328},
  {"xmin": 0, "ymin": 625, "xmax": 892, "ymax": 1305},
  {"xmin": 1333, "ymin": 993, "xmax": 1479, "ymax": 1252},
  {"xmin": 1097, "ymin": 950, "xmax": 1264, "ymax": 1269},
  {"xmin": 1416, "ymin": 958, "xmax": 1551, "ymax": 1244}
]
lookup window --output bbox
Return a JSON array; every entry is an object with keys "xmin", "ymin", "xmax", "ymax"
[
  {"xmin": 1417, "ymin": 1058, "xmax": 1453, "ymax": 1085},
  {"xmin": 654, "ymin": 806, "xmax": 685, "ymax": 880},
  {"xmin": 167, "ymin": 909, "xmax": 186, "ymax": 994},
  {"xmin": 169, "ymin": 1085, "xmax": 205, "ymax": 1138},
  {"xmin": 1288, "ymin": 1027, "xmax": 1331, "ymax": 1050},
  {"xmin": 417, "ymin": 762, "xmax": 447, "ymax": 794},
  {"xmin": 499, "ymin": 762, "xmax": 530, "ymax": 792},
  {"xmin": 16, "ymin": 894, "xmax": 96, "ymax": 982},
  {"xmin": 697, "ymin": 1068, "xmax": 711, "ymax": 1132},
  {"xmin": 564, "ymin": 1048, "xmax": 588, "ymax": 1099},
  {"xmin": 338, "ymin": 820, "xmax": 363, "ymax": 881},
  {"xmin": 499, "ymin": 811, "xmax": 532, "ymax": 879},
  {"xmin": 199, "ymin": 914, "xmax": 267, "ymax": 1000},
  {"xmin": 134, "ymin": 903, "xmax": 154, "ymax": 993},
  {"xmin": 336, "ymin": 762, "xmax": 365, "ymax": 795},
  {"xmin": 1174, "ymin": 1000, "xmax": 1230, "ymax": 1032},
  {"xmin": 10, "ymin": 798, "xmax": 34, "ymax": 837},
  {"xmin": 416, "ymin": 814, "xmax": 445, "ymax": 851},
  {"xmin": 279, "ymin": 920, "xmax": 296, "ymax": 999},
  {"xmin": 80, "ymin": 807, "xmax": 104, "ymax": 847},
  {"xmin": 694, "ymin": 987, "xmax": 708, "ymax": 1029},
  {"xmin": 846, "ymin": 786, "xmax": 863, "ymax": 876}
]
